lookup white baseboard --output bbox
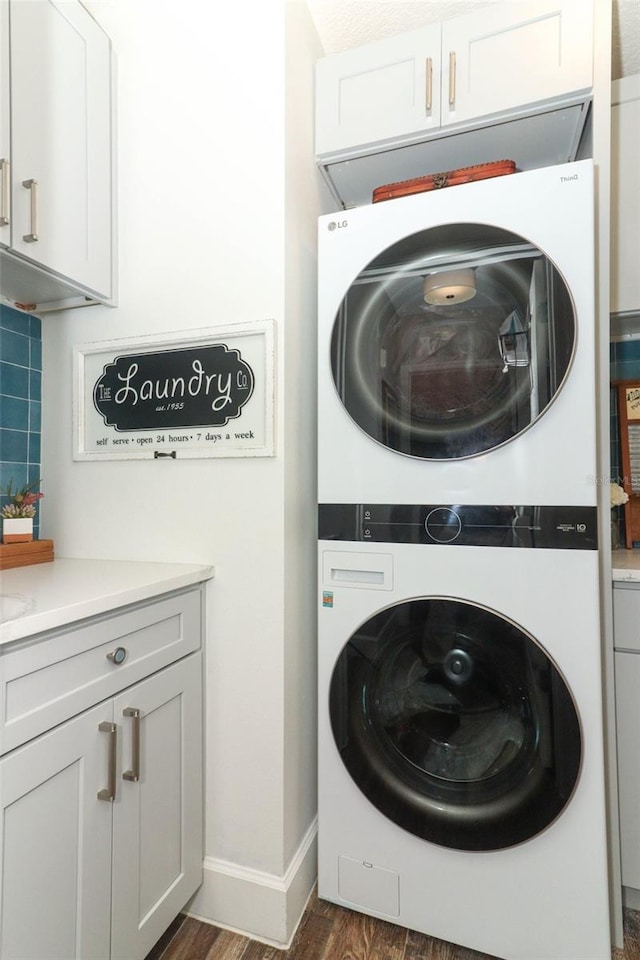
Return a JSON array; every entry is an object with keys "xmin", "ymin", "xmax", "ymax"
[{"xmin": 186, "ymin": 817, "xmax": 318, "ymax": 946}]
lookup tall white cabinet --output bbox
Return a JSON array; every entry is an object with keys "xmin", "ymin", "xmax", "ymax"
[
  {"xmin": 0, "ymin": 0, "xmax": 115, "ymax": 311},
  {"xmin": 0, "ymin": 586, "xmax": 204, "ymax": 960},
  {"xmin": 611, "ymin": 75, "xmax": 640, "ymax": 316}
]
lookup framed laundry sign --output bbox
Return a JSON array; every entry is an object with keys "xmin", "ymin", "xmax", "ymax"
[{"xmin": 73, "ymin": 321, "xmax": 275, "ymax": 460}]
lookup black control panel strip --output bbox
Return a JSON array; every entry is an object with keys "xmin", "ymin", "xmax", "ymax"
[{"xmin": 318, "ymin": 503, "xmax": 598, "ymax": 550}]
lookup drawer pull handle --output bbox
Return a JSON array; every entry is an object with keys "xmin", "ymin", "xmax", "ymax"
[
  {"xmin": 107, "ymin": 646, "xmax": 128, "ymax": 665},
  {"xmin": 0, "ymin": 158, "xmax": 9, "ymax": 226},
  {"xmin": 122, "ymin": 707, "xmax": 141, "ymax": 782},
  {"xmin": 448, "ymin": 51, "xmax": 456, "ymax": 106},
  {"xmin": 425, "ymin": 57, "xmax": 433, "ymax": 112},
  {"xmin": 22, "ymin": 178, "xmax": 39, "ymax": 242},
  {"xmin": 97, "ymin": 721, "xmax": 117, "ymax": 802}
]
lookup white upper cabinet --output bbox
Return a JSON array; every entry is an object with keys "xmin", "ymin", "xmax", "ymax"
[
  {"xmin": 315, "ymin": 0, "xmax": 593, "ymax": 161},
  {"xmin": 0, "ymin": 1, "xmax": 9, "ymax": 249},
  {"xmin": 0, "ymin": 0, "xmax": 115, "ymax": 310},
  {"xmin": 611, "ymin": 75, "xmax": 640, "ymax": 315},
  {"xmin": 440, "ymin": 0, "xmax": 592, "ymax": 127},
  {"xmin": 10, "ymin": 0, "xmax": 113, "ymax": 297}
]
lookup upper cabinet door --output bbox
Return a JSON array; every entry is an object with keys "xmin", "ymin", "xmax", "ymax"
[
  {"xmin": 441, "ymin": 0, "xmax": 593, "ymax": 127},
  {"xmin": 315, "ymin": 23, "xmax": 442, "ymax": 157},
  {"xmin": 0, "ymin": 1, "xmax": 9, "ymax": 250},
  {"xmin": 9, "ymin": 0, "xmax": 113, "ymax": 297}
]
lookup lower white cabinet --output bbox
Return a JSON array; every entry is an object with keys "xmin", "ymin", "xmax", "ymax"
[
  {"xmin": 0, "ymin": 589, "xmax": 204, "ymax": 960},
  {"xmin": 614, "ymin": 582, "xmax": 640, "ymax": 895},
  {"xmin": 615, "ymin": 648, "xmax": 640, "ymax": 891}
]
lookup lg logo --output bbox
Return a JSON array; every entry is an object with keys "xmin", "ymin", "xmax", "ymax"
[
  {"xmin": 328, "ymin": 220, "xmax": 348, "ymax": 231},
  {"xmin": 577, "ymin": 523, "xmax": 587, "ymax": 533}
]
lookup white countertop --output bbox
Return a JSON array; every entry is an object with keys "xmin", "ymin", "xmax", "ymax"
[
  {"xmin": 612, "ymin": 549, "xmax": 640, "ymax": 583},
  {"xmin": 0, "ymin": 557, "xmax": 214, "ymax": 645}
]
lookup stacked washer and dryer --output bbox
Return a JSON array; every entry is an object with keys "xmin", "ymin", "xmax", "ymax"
[{"xmin": 316, "ymin": 161, "xmax": 611, "ymax": 959}]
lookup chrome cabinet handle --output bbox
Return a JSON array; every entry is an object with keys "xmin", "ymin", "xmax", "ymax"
[
  {"xmin": 425, "ymin": 57, "xmax": 433, "ymax": 112},
  {"xmin": 122, "ymin": 707, "xmax": 141, "ymax": 782},
  {"xmin": 448, "ymin": 51, "xmax": 456, "ymax": 106},
  {"xmin": 106, "ymin": 646, "xmax": 128, "ymax": 666},
  {"xmin": 97, "ymin": 721, "xmax": 117, "ymax": 801},
  {"xmin": 0, "ymin": 158, "xmax": 9, "ymax": 226},
  {"xmin": 22, "ymin": 178, "xmax": 38, "ymax": 242}
]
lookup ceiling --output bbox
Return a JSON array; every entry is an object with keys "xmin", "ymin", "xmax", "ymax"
[{"xmin": 305, "ymin": 0, "xmax": 640, "ymax": 80}]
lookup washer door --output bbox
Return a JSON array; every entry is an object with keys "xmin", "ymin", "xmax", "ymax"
[
  {"xmin": 330, "ymin": 223, "xmax": 575, "ymax": 460},
  {"xmin": 329, "ymin": 598, "xmax": 581, "ymax": 851}
]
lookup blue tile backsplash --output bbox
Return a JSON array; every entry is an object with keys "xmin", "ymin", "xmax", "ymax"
[{"xmin": 0, "ymin": 305, "xmax": 43, "ymax": 537}]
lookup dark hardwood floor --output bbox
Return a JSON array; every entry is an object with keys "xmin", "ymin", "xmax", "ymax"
[{"xmin": 145, "ymin": 890, "xmax": 640, "ymax": 960}]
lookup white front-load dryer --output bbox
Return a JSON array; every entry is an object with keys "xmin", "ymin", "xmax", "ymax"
[
  {"xmin": 317, "ymin": 507, "xmax": 610, "ymax": 960},
  {"xmin": 318, "ymin": 160, "xmax": 596, "ymax": 507}
]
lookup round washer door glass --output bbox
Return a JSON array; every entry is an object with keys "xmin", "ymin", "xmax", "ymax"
[
  {"xmin": 329, "ymin": 598, "xmax": 581, "ymax": 851},
  {"xmin": 330, "ymin": 223, "xmax": 576, "ymax": 459}
]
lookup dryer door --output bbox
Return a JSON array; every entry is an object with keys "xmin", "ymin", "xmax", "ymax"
[
  {"xmin": 329, "ymin": 597, "xmax": 581, "ymax": 851},
  {"xmin": 330, "ymin": 223, "xmax": 575, "ymax": 460}
]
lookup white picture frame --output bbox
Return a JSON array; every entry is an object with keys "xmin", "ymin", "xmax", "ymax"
[{"xmin": 73, "ymin": 321, "xmax": 276, "ymax": 460}]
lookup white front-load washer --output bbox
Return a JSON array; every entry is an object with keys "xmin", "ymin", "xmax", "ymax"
[
  {"xmin": 318, "ymin": 160, "xmax": 596, "ymax": 507},
  {"xmin": 317, "ymin": 507, "xmax": 610, "ymax": 960}
]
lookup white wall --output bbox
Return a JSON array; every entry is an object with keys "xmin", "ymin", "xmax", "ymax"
[{"xmin": 41, "ymin": 0, "xmax": 326, "ymax": 944}]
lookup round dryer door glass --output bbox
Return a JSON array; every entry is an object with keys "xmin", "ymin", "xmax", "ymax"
[
  {"xmin": 330, "ymin": 223, "xmax": 576, "ymax": 460},
  {"xmin": 329, "ymin": 598, "xmax": 581, "ymax": 851}
]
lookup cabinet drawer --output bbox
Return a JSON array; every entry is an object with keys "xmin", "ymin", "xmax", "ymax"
[
  {"xmin": 0, "ymin": 587, "xmax": 202, "ymax": 755},
  {"xmin": 613, "ymin": 584, "xmax": 640, "ymax": 652}
]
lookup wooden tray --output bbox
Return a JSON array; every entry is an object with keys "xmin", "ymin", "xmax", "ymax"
[
  {"xmin": 372, "ymin": 159, "xmax": 517, "ymax": 203},
  {"xmin": 0, "ymin": 539, "xmax": 55, "ymax": 570}
]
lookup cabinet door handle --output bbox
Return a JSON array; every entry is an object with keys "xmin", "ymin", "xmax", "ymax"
[
  {"xmin": 97, "ymin": 721, "xmax": 117, "ymax": 802},
  {"xmin": 22, "ymin": 178, "xmax": 39, "ymax": 242},
  {"xmin": 122, "ymin": 707, "xmax": 141, "ymax": 782},
  {"xmin": 0, "ymin": 158, "xmax": 9, "ymax": 226},
  {"xmin": 448, "ymin": 51, "xmax": 456, "ymax": 106},
  {"xmin": 425, "ymin": 57, "xmax": 433, "ymax": 112}
]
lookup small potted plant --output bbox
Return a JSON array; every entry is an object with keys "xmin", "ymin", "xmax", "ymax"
[{"xmin": 1, "ymin": 479, "xmax": 44, "ymax": 544}]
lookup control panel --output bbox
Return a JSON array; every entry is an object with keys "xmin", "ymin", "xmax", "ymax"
[{"xmin": 319, "ymin": 503, "xmax": 598, "ymax": 550}]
